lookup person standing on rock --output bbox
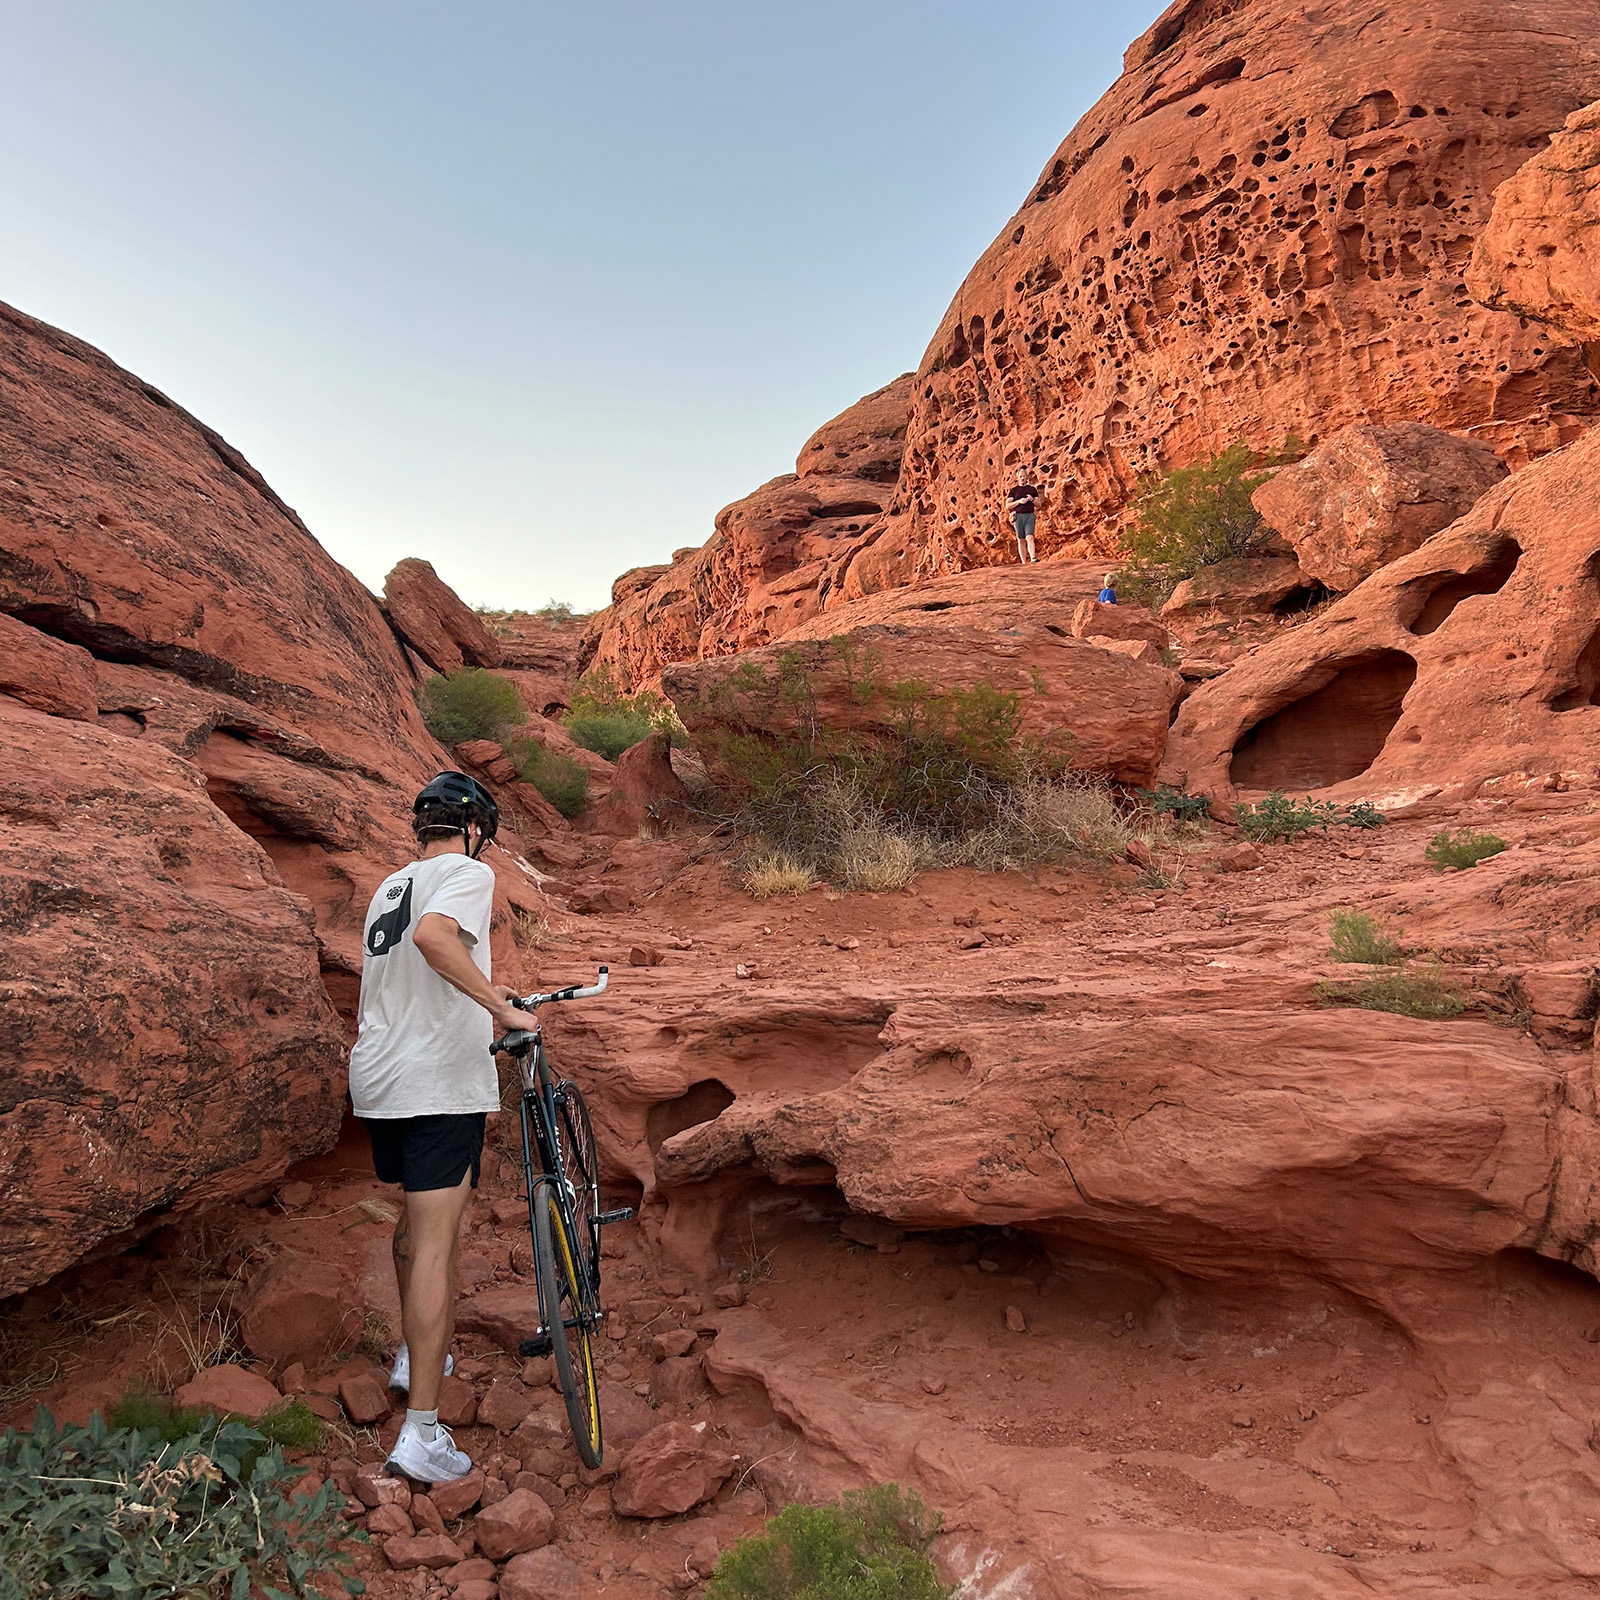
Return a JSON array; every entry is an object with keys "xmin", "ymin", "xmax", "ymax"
[
  {"xmin": 1007, "ymin": 469, "xmax": 1041, "ymax": 563},
  {"xmin": 348, "ymin": 770, "xmax": 528, "ymax": 1484}
]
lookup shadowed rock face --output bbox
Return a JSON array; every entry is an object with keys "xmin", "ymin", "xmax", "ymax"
[{"xmin": 0, "ymin": 301, "xmax": 548, "ymax": 1292}]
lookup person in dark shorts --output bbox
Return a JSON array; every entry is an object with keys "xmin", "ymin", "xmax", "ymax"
[
  {"xmin": 1006, "ymin": 469, "xmax": 1041, "ymax": 563},
  {"xmin": 348, "ymin": 771, "xmax": 528, "ymax": 1483}
]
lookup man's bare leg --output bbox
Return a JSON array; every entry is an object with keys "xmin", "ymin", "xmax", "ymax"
[{"xmin": 399, "ymin": 1172, "xmax": 473, "ymax": 1413}]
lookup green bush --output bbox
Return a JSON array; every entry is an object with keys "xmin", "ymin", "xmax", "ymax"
[
  {"xmin": 0, "ymin": 1408, "xmax": 359, "ymax": 1600},
  {"xmin": 510, "ymin": 738, "xmax": 590, "ymax": 817},
  {"xmin": 1425, "ymin": 829, "xmax": 1508, "ymax": 870},
  {"xmin": 419, "ymin": 668, "xmax": 526, "ymax": 746},
  {"xmin": 1116, "ymin": 438, "xmax": 1303, "ymax": 603},
  {"xmin": 1328, "ymin": 909, "xmax": 1403, "ymax": 965},
  {"xmin": 563, "ymin": 662, "xmax": 680, "ymax": 759},
  {"xmin": 1137, "ymin": 785, "xmax": 1212, "ymax": 822},
  {"xmin": 1237, "ymin": 792, "xmax": 1381, "ymax": 843},
  {"xmin": 707, "ymin": 1484, "xmax": 951, "ymax": 1600},
  {"xmin": 1315, "ymin": 968, "xmax": 1466, "ymax": 1019}
]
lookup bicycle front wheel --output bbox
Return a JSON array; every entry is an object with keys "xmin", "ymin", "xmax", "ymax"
[{"xmin": 533, "ymin": 1181, "xmax": 603, "ymax": 1468}]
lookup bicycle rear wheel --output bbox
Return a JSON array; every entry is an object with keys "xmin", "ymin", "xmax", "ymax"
[
  {"xmin": 532, "ymin": 1181, "xmax": 603, "ymax": 1468},
  {"xmin": 554, "ymin": 1080, "xmax": 600, "ymax": 1291}
]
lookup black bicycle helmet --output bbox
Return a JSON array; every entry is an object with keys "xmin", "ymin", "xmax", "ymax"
[{"xmin": 412, "ymin": 770, "xmax": 499, "ymax": 858}]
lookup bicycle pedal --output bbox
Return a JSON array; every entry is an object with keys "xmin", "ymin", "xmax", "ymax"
[
  {"xmin": 596, "ymin": 1207, "xmax": 636, "ymax": 1226},
  {"xmin": 518, "ymin": 1333, "xmax": 553, "ymax": 1358}
]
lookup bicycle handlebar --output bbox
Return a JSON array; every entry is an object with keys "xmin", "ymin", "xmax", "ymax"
[{"xmin": 491, "ymin": 966, "xmax": 609, "ymax": 1055}]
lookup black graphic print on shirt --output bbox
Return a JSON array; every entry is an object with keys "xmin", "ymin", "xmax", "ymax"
[{"xmin": 366, "ymin": 877, "xmax": 414, "ymax": 956}]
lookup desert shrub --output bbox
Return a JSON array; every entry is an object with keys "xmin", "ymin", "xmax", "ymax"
[
  {"xmin": 834, "ymin": 821, "xmax": 927, "ymax": 893},
  {"xmin": 1341, "ymin": 801, "xmax": 1384, "ymax": 829},
  {"xmin": 0, "ymin": 1408, "xmax": 359, "ymax": 1599},
  {"xmin": 1137, "ymin": 784, "xmax": 1212, "ymax": 822},
  {"xmin": 744, "ymin": 850, "xmax": 820, "ymax": 898},
  {"xmin": 419, "ymin": 667, "xmax": 526, "ymax": 746},
  {"xmin": 109, "ymin": 1387, "xmax": 324, "ymax": 1462},
  {"xmin": 707, "ymin": 1483, "xmax": 951, "ymax": 1600},
  {"xmin": 1116, "ymin": 438, "xmax": 1303, "ymax": 603},
  {"xmin": 1237, "ymin": 791, "xmax": 1342, "ymax": 842},
  {"xmin": 1315, "ymin": 967, "xmax": 1466, "ymax": 1019},
  {"xmin": 1425, "ymin": 829, "xmax": 1508, "ymax": 870},
  {"xmin": 509, "ymin": 738, "xmax": 590, "ymax": 818},
  {"xmin": 1328, "ymin": 909, "xmax": 1404, "ymax": 965},
  {"xmin": 564, "ymin": 662, "xmax": 680, "ymax": 758},
  {"xmin": 538, "ymin": 598, "xmax": 578, "ymax": 624}
]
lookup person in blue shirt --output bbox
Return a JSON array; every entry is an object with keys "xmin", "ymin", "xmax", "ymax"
[{"xmin": 1098, "ymin": 572, "xmax": 1118, "ymax": 604}]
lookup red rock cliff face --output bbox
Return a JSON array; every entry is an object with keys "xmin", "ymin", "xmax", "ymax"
[
  {"xmin": 866, "ymin": 0, "xmax": 1600, "ymax": 583},
  {"xmin": 0, "ymin": 301, "xmax": 545, "ymax": 1294}
]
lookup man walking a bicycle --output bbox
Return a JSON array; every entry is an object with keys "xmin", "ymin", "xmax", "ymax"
[{"xmin": 348, "ymin": 771, "xmax": 528, "ymax": 1483}]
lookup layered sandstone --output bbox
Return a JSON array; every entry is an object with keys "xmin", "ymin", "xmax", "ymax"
[
  {"xmin": 579, "ymin": 376, "xmax": 912, "ymax": 688},
  {"xmin": 879, "ymin": 0, "xmax": 1600, "ymax": 582},
  {"xmin": 383, "ymin": 558, "xmax": 502, "ymax": 675},
  {"xmin": 1163, "ymin": 424, "xmax": 1600, "ymax": 801},
  {"xmin": 1469, "ymin": 97, "xmax": 1600, "ymax": 348}
]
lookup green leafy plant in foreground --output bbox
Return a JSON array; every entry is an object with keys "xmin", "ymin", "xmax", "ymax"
[
  {"xmin": 419, "ymin": 667, "xmax": 526, "ymax": 746},
  {"xmin": 1315, "ymin": 968, "xmax": 1466, "ymax": 1020},
  {"xmin": 1425, "ymin": 828, "xmax": 1508, "ymax": 870},
  {"xmin": 510, "ymin": 737, "xmax": 591, "ymax": 817},
  {"xmin": 1328, "ymin": 908, "xmax": 1404, "ymax": 966},
  {"xmin": 0, "ymin": 1408, "xmax": 360, "ymax": 1600},
  {"xmin": 1137, "ymin": 785, "xmax": 1212, "ymax": 822},
  {"xmin": 707, "ymin": 1484, "xmax": 951, "ymax": 1600}
]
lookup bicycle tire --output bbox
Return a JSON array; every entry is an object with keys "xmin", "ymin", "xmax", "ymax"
[
  {"xmin": 554, "ymin": 1080, "xmax": 601, "ymax": 1292},
  {"xmin": 533, "ymin": 1181, "xmax": 603, "ymax": 1468}
]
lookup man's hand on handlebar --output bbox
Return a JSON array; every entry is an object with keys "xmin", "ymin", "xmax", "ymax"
[{"xmin": 489, "ymin": 985, "xmax": 529, "ymax": 1035}]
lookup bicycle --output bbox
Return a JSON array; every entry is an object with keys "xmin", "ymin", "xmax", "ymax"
[{"xmin": 490, "ymin": 964, "xmax": 634, "ymax": 1467}]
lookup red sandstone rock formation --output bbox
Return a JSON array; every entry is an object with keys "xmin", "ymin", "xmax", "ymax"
[
  {"xmin": 1470, "ymin": 98, "xmax": 1600, "ymax": 350},
  {"xmin": 662, "ymin": 562, "xmax": 1181, "ymax": 787},
  {"xmin": 579, "ymin": 376, "xmax": 912, "ymax": 687},
  {"xmin": 879, "ymin": 0, "xmax": 1600, "ymax": 583},
  {"xmin": 1252, "ymin": 422, "xmax": 1509, "ymax": 591},
  {"xmin": 383, "ymin": 558, "xmax": 502, "ymax": 675},
  {"xmin": 1163, "ymin": 424, "xmax": 1600, "ymax": 801},
  {"xmin": 0, "ymin": 300, "xmax": 550, "ymax": 1293}
]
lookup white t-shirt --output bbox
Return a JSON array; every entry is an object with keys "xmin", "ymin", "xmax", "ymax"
[{"xmin": 348, "ymin": 852, "xmax": 501, "ymax": 1118}]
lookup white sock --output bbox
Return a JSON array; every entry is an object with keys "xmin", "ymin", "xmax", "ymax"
[{"xmin": 407, "ymin": 1407, "xmax": 440, "ymax": 1443}]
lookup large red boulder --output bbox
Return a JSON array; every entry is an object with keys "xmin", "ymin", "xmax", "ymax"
[
  {"xmin": 1469, "ymin": 99, "xmax": 1600, "ymax": 346},
  {"xmin": 1252, "ymin": 424, "xmax": 1509, "ymax": 592},
  {"xmin": 666, "ymin": 564, "xmax": 1182, "ymax": 788},
  {"xmin": 1163, "ymin": 424, "xmax": 1600, "ymax": 801},
  {"xmin": 383, "ymin": 558, "xmax": 502, "ymax": 675},
  {"xmin": 174, "ymin": 1365, "xmax": 283, "ymax": 1421},
  {"xmin": 610, "ymin": 1421, "xmax": 736, "ymax": 1518},
  {"xmin": 591, "ymin": 731, "xmax": 690, "ymax": 838}
]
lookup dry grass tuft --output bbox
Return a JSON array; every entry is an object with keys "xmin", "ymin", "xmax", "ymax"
[
  {"xmin": 744, "ymin": 850, "xmax": 819, "ymax": 898},
  {"xmin": 835, "ymin": 825, "xmax": 926, "ymax": 893}
]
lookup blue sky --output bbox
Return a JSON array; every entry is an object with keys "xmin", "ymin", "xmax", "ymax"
[{"xmin": 2, "ymin": 2, "xmax": 1165, "ymax": 612}]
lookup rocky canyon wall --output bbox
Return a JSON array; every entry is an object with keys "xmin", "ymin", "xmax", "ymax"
[
  {"xmin": 587, "ymin": 0, "xmax": 1600, "ymax": 688},
  {"xmin": 0, "ymin": 301, "xmax": 548, "ymax": 1295}
]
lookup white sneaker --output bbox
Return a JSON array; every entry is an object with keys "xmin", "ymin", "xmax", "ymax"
[
  {"xmin": 388, "ymin": 1344, "xmax": 454, "ymax": 1392},
  {"xmin": 386, "ymin": 1419, "xmax": 472, "ymax": 1483}
]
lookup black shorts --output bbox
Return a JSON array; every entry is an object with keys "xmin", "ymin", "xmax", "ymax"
[{"xmin": 362, "ymin": 1113, "xmax": 487, "ymax": 1192}]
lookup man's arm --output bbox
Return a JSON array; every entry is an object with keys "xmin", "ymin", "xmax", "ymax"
[{"xmin": 412, "ymin": 911, "xmax": 527, "ymax": 1034}]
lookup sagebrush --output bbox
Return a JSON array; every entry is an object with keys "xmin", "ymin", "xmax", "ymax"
[
  {"xmin": 1328, "ymin": 909, "xmax": 1403, "ymax": 966},
  {"xmin": 419, "ymin": 668, "xmax": 525, "ymax": 745},
  {"xmin": 707, "ymin": 1483, "xmax": 951, "ymax": 1600},
  {"xmin": 0, "ymin": 1408, "xmax": 359, "ymax": 1600},
  {"xmin": 1425, "ymin": 829, "xmax": 1508, "ymax": 870},
  {"xmin": 1316, "ymin": 968, "xmax": 1466, "ymax": 1019}
]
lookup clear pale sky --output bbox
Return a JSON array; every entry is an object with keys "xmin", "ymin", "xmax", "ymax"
[{"xmin": 2, "ymin": 2, "xmax": 1165, "ymax": 613}]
